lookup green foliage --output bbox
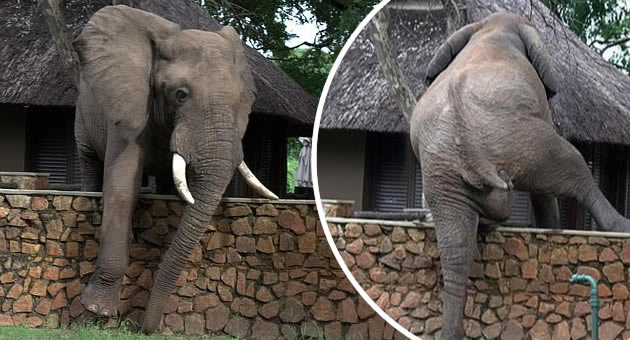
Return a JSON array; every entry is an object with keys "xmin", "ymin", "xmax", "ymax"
[
  {"xmin": 205, "ymin": 0, "xmax": 380, "ymax": 96},
  {"xmin": 542, "ymin": 0, "xmax": 630, "ymax": 72},
  {"xmin": 286, "ymin": 136, "xmax": 302, "ymax": 193},
  {"xmin": 274, "ymin": 49, "xmax": 334, "ymax": 97}
]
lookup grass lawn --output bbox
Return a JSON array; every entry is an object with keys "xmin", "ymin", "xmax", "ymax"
[{"xmin": 0, "ymin": 324, "xmax": 235, "ymax": 340}]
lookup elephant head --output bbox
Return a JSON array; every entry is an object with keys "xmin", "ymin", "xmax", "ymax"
[
  {"xmin": 425, "ymin": 12, "xmax": 558, "ymax": 99},
  {"xmin": 73, "ymin": 5, "xmax": 276, "ymax": 331}
]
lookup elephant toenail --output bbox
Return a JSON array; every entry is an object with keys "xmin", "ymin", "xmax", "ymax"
[{"xmin": 87, "ymin": 304, "xmax": 98, "ymax": 313}]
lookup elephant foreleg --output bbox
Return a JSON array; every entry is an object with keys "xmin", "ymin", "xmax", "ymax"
[
  {"xmin": 81, "ymin": 141, "xmax": 143, "ymax": 317},
  {"xmin": 426, "ymin": 192, "xmax": 479, "ymax": 340},
  {"xmin": 75, "ymin": 116, "xmax": 103, "ymax": 192},
  {"xmin": 531, "ymin": 194, "xmax": 559, "ymax": 228}
]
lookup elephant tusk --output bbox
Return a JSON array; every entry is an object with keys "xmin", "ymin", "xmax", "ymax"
[
  {"xmin": 172, "ymin": 153, "xmax": 195, "ymax": 205},
  {"xmin": 238, "ymin": 161, "xmax": 279, "ymax": 200}
]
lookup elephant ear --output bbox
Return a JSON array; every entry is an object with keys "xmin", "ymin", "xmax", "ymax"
[
  {"xmin": 73, "ymin": 6, "xmax": 179, "ymax": 132},
  {"xmin": 517, "ymin": 24, "xmax": 558, "ymax": 99},
  {"xmin": 217, "ymin": 26, "xmax": 256, "ymax": 140},
  {"xmin": 425, "ymin": 22, "xmax": 482, "ymax": 85}
]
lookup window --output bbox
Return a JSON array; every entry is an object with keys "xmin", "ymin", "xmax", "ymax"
[
  {"xmin": 364, "ymin": 132, "xmax": 421, "ymax": 212},
  {"xmin": 225, "ymin": 114, "xmax": 287, "ymax": 198},
  {"xmin": 26, "ymin": 107, "xmax": 81, "ymax": 187}
]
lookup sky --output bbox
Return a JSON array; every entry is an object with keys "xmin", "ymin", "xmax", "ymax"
[
  {"xmin": 285, "ymin": 14, "xmax": 320, "ymax": 48},
  {"xmin": 200, "ymin": 0, "xmax": 320, "ymax": 50}
]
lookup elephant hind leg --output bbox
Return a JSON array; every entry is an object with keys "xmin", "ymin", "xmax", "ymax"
[
  {"xmin": 77, "ymin": 143, "xmax": 103, "ymax": 192},
  {"xmin": 424, "ymin": 187, "xmax": 479, "ymax": 340},
  {"xmin": 511, "ymin": 120, "xmax": 629, "ymax": 232},
  {"xmin": 531, "ymin": 194, "xmax": 559, "ymax": 228}
]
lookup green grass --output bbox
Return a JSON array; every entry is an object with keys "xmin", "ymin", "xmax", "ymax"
[
  {"xmin": 0, "ymin": 324, "xmax": 234, "ymax": 340},
  {"xmin": 0, "ymin": 320, "xmax": 333, "ymax": 340}
]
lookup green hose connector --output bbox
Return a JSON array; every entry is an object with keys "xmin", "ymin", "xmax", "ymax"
[{"xmin": 569, "ymin": 274, "xmax": 598, "ymax": 340}]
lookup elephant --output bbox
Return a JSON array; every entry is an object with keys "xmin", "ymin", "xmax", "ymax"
[
  {"xmin": 70, "ymin": 5, "xmax": 278, "ymax": 333},
  {"xmin": 410, "ymin": 12, "xmax": 630, "ymax": 339}
]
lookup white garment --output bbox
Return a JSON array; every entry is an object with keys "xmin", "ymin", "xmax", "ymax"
[{"xmin": 296, "ymin": 137, "xmax": 312, "ymax": 187}]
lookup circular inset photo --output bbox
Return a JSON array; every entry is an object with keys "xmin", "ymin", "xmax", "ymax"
[{"xmin": 314, "ymin": 0, "xmax": 630, "ymax": 339}]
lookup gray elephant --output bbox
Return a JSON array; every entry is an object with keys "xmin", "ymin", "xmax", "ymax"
[
  {"xmin": 411, "ymin": 12, "xmax": 630, "ymax": 339},
  {"xmin": 69, "ymin": 5, "xmax": 277, "ymax": 333}
]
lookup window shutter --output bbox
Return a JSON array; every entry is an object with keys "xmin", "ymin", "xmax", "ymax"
[
  {"xmin": 230, "ymin": 115, "xmax": 287, "ymax": 198},
  {"xmin": 31, "ymin": 131, "xmax": 68, "ymax": 184},
  {"xmin": 412, "ymin": 162, "xmax": 424, "ymax": 208},
  {"xmin": 508, "ymin": 191, "xmax": 531, "ymax": 225},
  {"xmin": 587, "ymin": 144, "xmax": 600, "ymax": 229},
  {"xmin": 371, "ymin": 134, "xmax": 407, "ymax": 212},
  {"xmin": 28, "ymin": 109, "xmax": 81, "ymax": 185},
  {"xmin": 70, "ymin": 141, "xmax": 82, "ymax": 184},
  {"xmin": 558, "ymin": 198, "xmax": 570, "ymax": 229},
  {"xmin": 260, "ymin": 134, "xmax": 275, "ymax": 189}
]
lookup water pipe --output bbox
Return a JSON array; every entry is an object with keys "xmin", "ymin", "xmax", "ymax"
[{"xmin": 569, "ymin": 274, "xmax": 598, "ymax": 340}]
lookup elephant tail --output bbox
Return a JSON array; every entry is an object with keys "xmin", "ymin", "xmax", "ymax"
[
  {"xmin": 460, "ymin": 159, "xmax": 510, "ymax": 191},
  {"xmin": 447, "ymin": 80, "xmax": 510, "ymax": 191}
]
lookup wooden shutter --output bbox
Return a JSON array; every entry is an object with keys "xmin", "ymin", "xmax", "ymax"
[
  {"xmin": 31, "ymin": 131, "xmax": 68, "ymax": 184},
  {"xmin": 366, "ymin": 133, "xmax": 408, "ymax": 212},
  {"xmin": 587, "ymin": 144, "xmax": 600, "ymax": 229},
  {"xmin": 558, "ymin": 198, "xmax": 570, "ymax": 229},
  {"xmin": 27, "ymin": 109, "xmax": 81, "ymax": 185},
  {"xmin": 70, "ymin": 139, "xmax": 81, "ymax": 184},
  {"xmin": 412, "ymin": 162, "xmax": 424, "ymax": 208},
  {"xmin": 229, "ymin": 114, "xmax": 287, "ymax": 198},
  {"xmin": 508, "ymin": 191, "xmax": 531, "ymax": 225}
]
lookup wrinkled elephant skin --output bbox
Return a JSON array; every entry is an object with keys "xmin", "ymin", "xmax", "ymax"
[
  {"xmin": 410, "ymin": 12, "xmax": 630, "ymax": 339},
  {"xmin": 71, "ymin": 5, "xmax": 273, "ymax": 333}
]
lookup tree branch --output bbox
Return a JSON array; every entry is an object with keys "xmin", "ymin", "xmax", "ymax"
[
  {"xmin": 599, "ymin": 37, "xmax": 630, "ymax": 53},
  {"xmin": 369, "ymin": 9, "xmax": 417, "ymax": 121},
  {"xmin": 38, "ymin": 0, "xmax": 80, "ymax": 87}
]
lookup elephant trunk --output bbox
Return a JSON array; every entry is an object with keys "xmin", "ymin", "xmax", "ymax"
[{"xmin": 142, "ymin": 109, "xmax": 238, "ymax": 333}]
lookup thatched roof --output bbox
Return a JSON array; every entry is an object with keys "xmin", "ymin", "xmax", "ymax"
[
  {"xmin": 0, "ymin": 0, "xmax": 316, "ymax": 125},
  {"xmin": 320, "ymin": 0, "xmax": 630, "ymax": 145}
]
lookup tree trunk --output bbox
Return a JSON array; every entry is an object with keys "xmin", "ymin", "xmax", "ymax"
[
  {"xmin": 368, "ymin": 8, "xmax": 417, "ymax": 121},
  {"xmin": 441, "ymin": 0, "xmax": 466, "ymax": 34},
  {"xmin": 38, "ymin": 0, "xmax": 81, "ymax": 87}
]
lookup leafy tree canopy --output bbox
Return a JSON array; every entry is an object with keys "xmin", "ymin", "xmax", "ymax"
[
  {"xmin": 204, "ymin": 0, "xmax": 380, "ymax": 97},
  {"xmin": 543, "ymin": 0, "xmax": 630, "ymax": 72}
]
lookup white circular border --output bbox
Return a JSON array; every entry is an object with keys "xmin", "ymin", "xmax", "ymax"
[{"xmin": 311, "ymin": 1, "xmax": 422, "ymax": 339}]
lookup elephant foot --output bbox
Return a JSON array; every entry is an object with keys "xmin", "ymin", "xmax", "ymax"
[{"xmin": 80, "ymin": 277, "xmax": 121, "ymax": 317}]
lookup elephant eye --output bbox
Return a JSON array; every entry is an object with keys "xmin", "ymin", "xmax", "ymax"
[{"xmin": 175, "ymin": 88, "xmax": 189, "ymax": 103}]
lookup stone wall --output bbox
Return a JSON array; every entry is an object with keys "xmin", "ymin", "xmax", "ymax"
[
  {"xmin": 0, "ymin": 191, "xmax": 403, "ymax": 339},
  {"xmin": 0, "ymin": 173, "xmax": 49, "ymax": 190},
  {"xmin": 329, "ymin": 219, "xmax": 630, "ymax": 340}
]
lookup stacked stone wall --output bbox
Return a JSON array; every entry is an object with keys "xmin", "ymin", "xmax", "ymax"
[
  {"xmin": 329, "ymin": 220, "xmax": 630, "ymax": 340},
  {"xmin": 0, "ymin": 191, "xmax": 403, "ymax": 339}
]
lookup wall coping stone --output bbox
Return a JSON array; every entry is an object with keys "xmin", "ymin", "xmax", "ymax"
[
  {"xmin": 0, "ymin": 188, "xmax": 316, "ymax": 205},
  {"xmin": 327, "ymin": 217, "xmax": 420, "ymax": 227},
  {"xmin": 0, "ymin": 172, "xmax": 49, "ymax": 177},
  {"xmin": 320, "ymin": 199, "xmax": 355, "ymax": 204},
  {"xmin": 327, "ymin": 216, "xmax": 630, "ymax": 238}
]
